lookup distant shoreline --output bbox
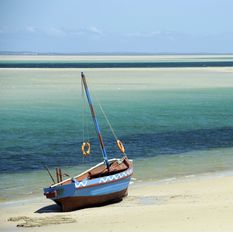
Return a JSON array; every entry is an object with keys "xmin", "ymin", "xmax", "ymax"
[
  {"xmin": 1, "ymin": 61, "xmax": 233, "ymax": 68},
  {"xmin": 0, "ymin": 61, "xmax": 233, "ymax": 68},
  {"xmin": 1, "ymin": 54, "xmax": 233, "ymax": 68}
]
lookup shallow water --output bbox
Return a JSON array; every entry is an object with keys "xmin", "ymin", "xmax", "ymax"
[{"xmin": 1, "ymin": 57, "xmax": 233, "ymax": 201}]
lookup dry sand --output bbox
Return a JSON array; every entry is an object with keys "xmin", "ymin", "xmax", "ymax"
[
  {"xmin": 1, "ymin": 174, "xmax": 233, "ymax": 232},
  {"xmin": 1, "ymin": 54, "xmax": 233, "ymax": 62}
]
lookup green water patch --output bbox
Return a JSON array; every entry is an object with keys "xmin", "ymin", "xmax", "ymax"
[{"xmin": 1, "ymin": 87, "xmax": 233, "ymax": 173}]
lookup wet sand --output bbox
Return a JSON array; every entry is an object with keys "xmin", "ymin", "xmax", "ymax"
[{"xmin": 1, "ymin": 174, "xmax": 233, "ymax": 231}]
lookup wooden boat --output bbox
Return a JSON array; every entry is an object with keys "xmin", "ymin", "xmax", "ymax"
[{"xmin": 44, "ymin": 72, "xmax": 133, "ymax": 211}]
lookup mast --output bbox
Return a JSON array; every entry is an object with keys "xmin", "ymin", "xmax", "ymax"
[{"xmin": 81, "ymin": 72, "xmax": 110, "ymax": 170}]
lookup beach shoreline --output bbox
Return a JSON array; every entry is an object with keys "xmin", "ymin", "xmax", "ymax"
[{"xmin": 1, "ymin": 172, "xmax": 233, "ymax": 232}]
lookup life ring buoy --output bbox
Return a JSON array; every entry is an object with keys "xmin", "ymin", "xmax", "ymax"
[
  {"xmin": 81, "ymin": 142, "xmax": 91, "ymax": 156},
  {"xmin": 116, "ymin": 140, "xmax": 125, "ymax": 153}
]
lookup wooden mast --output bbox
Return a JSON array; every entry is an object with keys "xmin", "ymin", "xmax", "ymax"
[{"xmin": 81, "ymin": 72, "xmax": 110, "ymax": 170}]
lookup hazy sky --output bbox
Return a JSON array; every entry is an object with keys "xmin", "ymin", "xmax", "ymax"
[{"xmin": 0, "ymin": 0, "xmax": 233, "ymax": 53}]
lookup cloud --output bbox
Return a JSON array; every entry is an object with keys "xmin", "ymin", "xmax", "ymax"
[
  {"xmin": 71, "ymin": 26, "xmax": 103, "ymax": 37},
  {"xmin": 87, "ymin": 26, "xmax": 103, "ymax": 35},
  {"xmin": 46, "ymin": 27, "xmax": 67, "ymax": 37},
  {"xmin": 25, "ymin": 26, "xmax": 37, "ymax": 33},
  {"xmin": 0, "ymin": 25, "xmax": 104, "ymax": 38},
  {"xmin": 126, "ymin": 30, "xmax": 192, "ymax": 43},
  {"xmin": 0, "ymin": 27, "xmax": 39, "ymax": 35},
  {"xmin": 44, "ymin": 26, "xmax": 103, "ymax": 37}
]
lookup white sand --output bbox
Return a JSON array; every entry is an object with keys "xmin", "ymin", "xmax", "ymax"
[
  {"xmin": 1, "ymin": 174, "xmax": 233, "ymax": 231},
  {"xmin": 1, "ymin": 54, "xmax": 233, "ymax": 61}
]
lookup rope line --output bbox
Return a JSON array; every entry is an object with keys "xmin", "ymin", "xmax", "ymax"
[
  {"xmin": 92, "ymin": 91, "xmax": 127, "ymax": 156},
  {"xmin": 82, "ymin": 77, "xmax": 127, "ymax": 157},
  {"xmin": 92, "ymin": 92, "xmax": 118, "ymax": 141}
]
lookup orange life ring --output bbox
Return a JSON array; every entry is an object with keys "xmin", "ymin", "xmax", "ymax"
[
  {"xmin": 81, "ymin": 142, "xmax": 91, "ymax": 156},
  {"xmin": 116, "ymin": 140, "xmax": 125, "ymax": 153}
]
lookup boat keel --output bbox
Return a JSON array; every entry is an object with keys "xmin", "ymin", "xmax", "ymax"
[{"xmin": 56, "ymin": 188, "xmax": 128, "ymax": 212}]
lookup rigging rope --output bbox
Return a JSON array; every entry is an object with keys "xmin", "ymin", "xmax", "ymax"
[
  {"xmin": 82, "ymin": 77, "xmax": 127, "ymax": 156},
  {"xmin": 92, "ymin": 92, "xmax": 118, "ymax": 141},
  {"xmin": 92, "ymin": 91, "xmax": 127, "ymax": 156}
]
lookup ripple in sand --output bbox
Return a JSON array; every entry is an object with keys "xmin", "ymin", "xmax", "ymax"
[{"xmin": 8, "ymin": 215, "xmax": 76, "ymax": 228}]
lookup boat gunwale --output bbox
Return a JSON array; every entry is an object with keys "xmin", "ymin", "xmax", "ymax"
[
  {"xmin": 74, "ymin": 167, "xmax": 133, "ymax": 190},
  {"xmin": 46, "ymin": 167, "xmax": 133, "ymax": 201},
  {"xmin": 50, "ymin": 158, "xmax": 133, "ymax": 188}
]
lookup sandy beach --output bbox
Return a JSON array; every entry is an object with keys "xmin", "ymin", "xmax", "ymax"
[
  {"xmin": 1, "ymin": 54, "xmax": 233, "ymax": 61},
  {"xmin": 1, "ymin": 173, "xmax": 233, "ymax": 231}
]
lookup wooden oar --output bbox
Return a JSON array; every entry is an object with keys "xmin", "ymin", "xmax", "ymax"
[{"xmin": 43, "ymin": 165, "xmax": 56, "ymax": 184}]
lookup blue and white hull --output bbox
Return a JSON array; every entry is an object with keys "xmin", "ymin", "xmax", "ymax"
[{"xmin": 44, "ymin": 158, "xmax": 133, "ymax": 211}]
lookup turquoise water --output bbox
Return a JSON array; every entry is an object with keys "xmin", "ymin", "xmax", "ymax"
[{"xmin": 1, "ymin": 58, "xmax": 233, "ymax": 201}]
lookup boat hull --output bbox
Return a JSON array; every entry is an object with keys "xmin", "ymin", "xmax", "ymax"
[
  {"xmin": 55, "ymin": 188, "xmax": 128, "ymax": 211},
  {"xmin": 44, "ymin": 160, "xmax": 133, "ymax": 211}
]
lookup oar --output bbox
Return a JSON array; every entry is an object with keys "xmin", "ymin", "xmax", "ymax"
[{"xmin": 43, "ymin": 165, "xmax": 56, "ymax": 184}]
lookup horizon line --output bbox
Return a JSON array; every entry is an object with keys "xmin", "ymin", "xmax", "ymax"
[{"xmin": 1, "ymin": 51, "xmax": 233, "ymax": 56}]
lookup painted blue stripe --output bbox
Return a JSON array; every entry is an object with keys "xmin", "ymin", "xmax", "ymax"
[
  {"xmin": 75, "ymin": 177, "xmax": 131, "ymax": 196},
  {"xmin": 44, "ymin": 168, "xmax": 133, "ymax": 200},
  {"xmin": 44, "ymin": 176, "xmax": 131, "ymax": 199}
]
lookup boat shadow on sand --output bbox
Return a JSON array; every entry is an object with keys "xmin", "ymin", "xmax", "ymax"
[
  {"xmin": 36, "ymin": 198, "xmax": 123, "ymax": 213},
  {"xmin": 35, "ymin": 204, "xmax": 61, "ymax": 213}
]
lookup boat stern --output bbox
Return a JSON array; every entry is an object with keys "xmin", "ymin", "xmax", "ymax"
[{"xmin": 44, "ymin": 186, "xmax": 57, "ymax": 199}]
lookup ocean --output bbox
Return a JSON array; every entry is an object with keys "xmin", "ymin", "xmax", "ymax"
[{"xmin": 1, "ymin": 55, "xmax": 233, "ymax": 202}]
